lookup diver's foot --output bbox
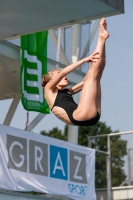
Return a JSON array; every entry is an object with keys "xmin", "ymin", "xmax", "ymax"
[{"xmin": 99, "ymin": 17, "xmax": 109, "ymax": 40}]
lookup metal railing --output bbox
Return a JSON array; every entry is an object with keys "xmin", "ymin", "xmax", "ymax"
[{"xmin": 88, "ymin": 131, "xmax": 133, "ymax": 200}]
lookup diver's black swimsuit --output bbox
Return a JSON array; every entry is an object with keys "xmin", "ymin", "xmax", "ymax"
[{"xmin": 51, "ymin": 89, "xmax": 100, "ymax": 126}]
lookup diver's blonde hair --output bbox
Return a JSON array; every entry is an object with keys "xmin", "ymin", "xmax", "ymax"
[{"xmin": 42, "ymin": 68, "xmax": 63, "ymax": 88}]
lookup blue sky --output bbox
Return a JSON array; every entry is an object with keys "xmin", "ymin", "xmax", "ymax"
[{"xmin": 0, "ymin": 0, "xmax": 133, "ymax": 134}]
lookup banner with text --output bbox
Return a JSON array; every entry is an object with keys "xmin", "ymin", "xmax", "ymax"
[
  {"xmin": 20, "ymin": 31, "xmax": 50, "ymax": 113},
  {"xmin": 0, "ymin": 125, "xmax": 96, "ymax": 200}
]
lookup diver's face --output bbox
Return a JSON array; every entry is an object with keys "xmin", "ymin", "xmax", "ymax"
[{"xmin": 53, "ymin": 70, "xmax": 68, "ymax": 88}]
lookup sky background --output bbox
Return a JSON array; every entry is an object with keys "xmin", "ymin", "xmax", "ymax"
[{"xmin": 0, "ymin": 0, "xmax": 133, "ymax": 134}]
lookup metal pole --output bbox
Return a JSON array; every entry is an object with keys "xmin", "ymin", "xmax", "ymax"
[
  {"xmin": 127, "ymin": 149, "xmax": 131, "ymax": 185},
  {"xmin": 26, "ymin": 113, "xmax": 46, "ymax": 132},
  {"xmin": 49, "ymin": 29, "xmax": 70, "ymax": 65},
  {"xmin": 107, "ymin": 135, "xmax": 112, "ymax": 200},
  {"xmin": 81, "ymin": 19, "xmax": 100, "ymax": 59},
  {"xmin": 88, "ymin": 138, "xmax": 92, "ymax": 148},
  {"xmin": 109, "ymin": 131, "xmax": 133, "ymax": 137}
]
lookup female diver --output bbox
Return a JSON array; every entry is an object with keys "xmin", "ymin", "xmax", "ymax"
[{"xmin": 42, "ymin": 18, "xmax": 109, "ymax": 126}]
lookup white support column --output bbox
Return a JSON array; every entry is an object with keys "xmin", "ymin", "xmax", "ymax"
[
  {"xmin": 62, "ymin": 28, "xmax": 66, "ymax": 54},
  {"xmin": 68, "ymin": 23, "xmax": 81, "ymax": 145},
  {"xmin": 71, "ymin": 24, "xmax": 81, "ymax": 63},
  {"xmin": 26, "ymin": 113, "xmax": 46, "ymax": 132},
  {"xmin": 68, "ymin": 92, "xmax": 79, "ymax": 144},
  {"xmin": 3, "ymin": 93, "xmax": 20, "ymax": 126},
  {"xmin": 56, "ymin": 28, "xmax": 61, "ymax": 69}
]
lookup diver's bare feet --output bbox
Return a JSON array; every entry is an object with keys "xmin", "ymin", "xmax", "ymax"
[{"xmin": 99, "ymin": 17, "xmax": 109, "ymax": 40}]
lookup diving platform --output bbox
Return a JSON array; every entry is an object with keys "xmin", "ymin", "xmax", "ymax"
[
  {"xmin": 0, "ymin": 0, "xmax": 124, "ymax": 40},
  {"xmin": 0, "ymin": 0, "xmax": 124, "ymax": 101}
]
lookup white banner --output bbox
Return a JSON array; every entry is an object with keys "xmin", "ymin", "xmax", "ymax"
[{"xmin": 0, "ymin": 124, "xmax": 96, "ymax": 200}]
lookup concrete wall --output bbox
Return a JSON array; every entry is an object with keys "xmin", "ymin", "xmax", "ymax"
[
  {"xmin": 0, "ymin": 189, "xmax": 71, "ymax": 200},
  {"xmin": 1, "ymin": 186, "xmax": 133, "ymax": 200},
  {"xmin": 96, "ymin": 186, "xmax": 133, "ymax": 200}
]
